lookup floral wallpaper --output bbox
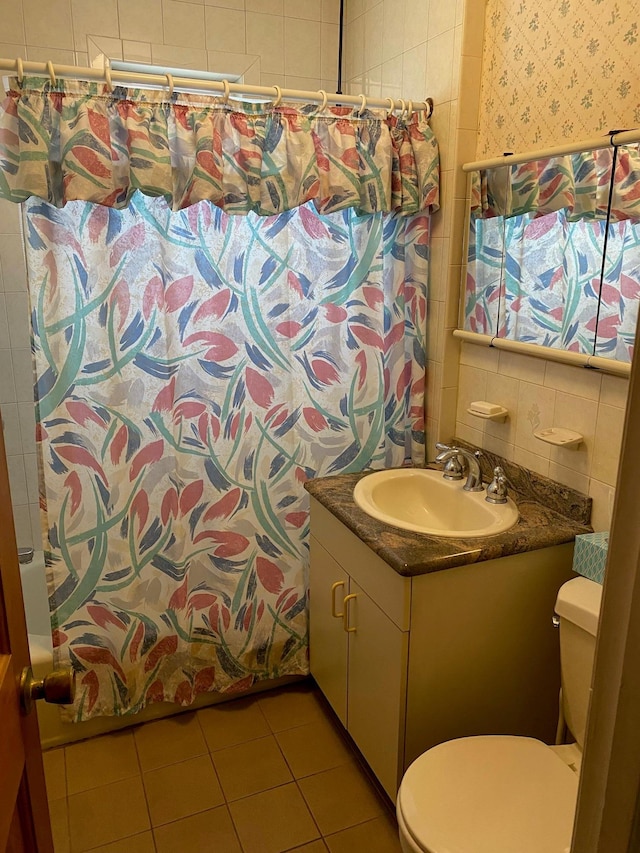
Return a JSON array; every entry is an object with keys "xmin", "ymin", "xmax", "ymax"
[{"xmin": 478, "ymin": 0, "xmax": 640, "ymax": 156}]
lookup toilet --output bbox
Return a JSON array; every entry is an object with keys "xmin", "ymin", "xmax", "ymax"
[{"xmin": 397, "ymin": 576, "xmax": 602, "ymax": 853}]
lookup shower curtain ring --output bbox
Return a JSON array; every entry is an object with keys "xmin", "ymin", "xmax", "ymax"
[
  {"xmin": 222, "ymin": 78, "xmax": 230, "ymax": 104},
  {"xmin": 425, "ymin": 97, "xmax": 434, "ymax": 119},
  {"xmin": 46, "ymin": 60, "xmax": 56, "ymax": 85},
  {"xmin": 165, "ymin": 73, "xmax": 174, "ymax": 99},
  {"xmin": 406, "ymin": 100, "xmax": 414, "ymax": 118},
  {"xmin": 384, "ymin": 97, "xmax": 395, "ymax": 118},
  {"xmin": 357, "ymin": 93, "xmax": 367, "ymax": 116},
  {"xmin": 398, "ymin": 98, "xmax": 406, "ymax": 118},
  {"xmin": 273, "ymin": 85, "xmax": 282, "ymax": 107},
  {"xmin": 317, "ymin": 89, "xmax": 328, "ymax": 110},
  {"xmin": 15, "ymin": 57, "xmax": 24, "ymax": 84}
]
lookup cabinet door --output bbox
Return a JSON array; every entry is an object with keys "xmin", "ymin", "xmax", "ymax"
[
  {"xmin": 309, "ymin": 536, "xmax": 349, "ymax": 725},
  {"xmin": 346, "ymin": 580, "xmax": 409, "ymax": 799}
]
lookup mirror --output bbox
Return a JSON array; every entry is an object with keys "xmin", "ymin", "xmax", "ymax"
[{"xmin": 463, "ymin": 145, "xmax": 639, "ymax": 365}]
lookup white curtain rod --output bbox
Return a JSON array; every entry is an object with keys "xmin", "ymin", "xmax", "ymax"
[
  {"xmin": 0, "ymin": 57, "xmax": 434, "ymax": 117},
  {"xmin": 463, "ymin": 127, "xmax": 640, "ymax": 173}
]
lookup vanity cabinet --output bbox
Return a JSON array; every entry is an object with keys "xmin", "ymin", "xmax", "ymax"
[{"xmin": 309, "ymin": 497, "xmax": 577, "ymax": 800}]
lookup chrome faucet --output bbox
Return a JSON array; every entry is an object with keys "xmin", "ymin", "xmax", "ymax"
[{"xmin": 434, "ymin": 443, "xmax": 484, "ymax": 492}]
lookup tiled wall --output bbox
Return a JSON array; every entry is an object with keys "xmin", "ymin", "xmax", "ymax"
[
  {"xmin": 342, "ymin": 0, "xmax": 485, "ymax": 459},
  {"xmin": 0, "ymin": 0, "xmax": 341, "ymax": 547},
  {"xmin": 456, "ymin": 344, "xmax": 625, "ymax": 531}
]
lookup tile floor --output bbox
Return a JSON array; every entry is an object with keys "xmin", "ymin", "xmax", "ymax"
[{"xmin": 43, "ymin": 680, "xmax": 402, "ymax": 853}]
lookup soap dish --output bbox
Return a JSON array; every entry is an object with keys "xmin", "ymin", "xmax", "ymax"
[
  {"xmin": 534, "ymin": 427, "xmax": 583, "ymax": 449},
  {"xmin": 466, "ymin": 406, "xmax": 508, "ymax": 422}
]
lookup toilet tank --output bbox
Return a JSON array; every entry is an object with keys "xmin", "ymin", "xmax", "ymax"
[{"xmin": 555, "ymin": 576, "xmax": 603, "ymax": 750}]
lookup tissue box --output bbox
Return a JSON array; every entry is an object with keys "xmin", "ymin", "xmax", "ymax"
[{"xmin": 572, "ymin": 532, "xmax": 609, "ymax": 584}]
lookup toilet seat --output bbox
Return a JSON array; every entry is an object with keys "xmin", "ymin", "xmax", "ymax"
[{"xmin": 397, "ymin": 736, "xmax": 579, "ymax": 853}]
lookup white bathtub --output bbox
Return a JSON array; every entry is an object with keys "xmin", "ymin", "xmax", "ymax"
[{"xmin": 20, "ymin": 551, "xmax": 300, "ymax": 748}]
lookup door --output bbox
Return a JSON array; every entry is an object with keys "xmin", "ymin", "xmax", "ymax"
[
  {"xmin": 309, "ymin": 535, "xmax": 349, "ymax": 725},
  {"xmin": 346, "ymin": 580, "xmax": 409, "ymax": 799},
  {"xmin": 0, "ymin": 423, "xmax": 54, "ymax": 852}
]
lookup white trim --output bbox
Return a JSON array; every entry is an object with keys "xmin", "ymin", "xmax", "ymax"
[
  {"xmin": 452, "ymin": 329, "xmax": 632, "ymax": 377},
  {"xmin": 462, "ymin": 128, "xmax": 640, "ymax": 173},
  {"xmin": 0, "ymin": 57, "xmax": 434, "ymax": 114}
]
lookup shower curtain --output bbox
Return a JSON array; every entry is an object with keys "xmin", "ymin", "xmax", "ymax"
[{"xmin": 25, "ymin": 194, "xmax": 429, "ymax": 719}]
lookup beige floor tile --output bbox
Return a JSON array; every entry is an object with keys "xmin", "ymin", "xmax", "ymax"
[
  {"xmin": 258, "ymin": 682, "xmax": 325, "ymax": 733},
  {"xmin": 134, "ymin": 712, "xmax": 207, "ymax": 772},
  {"xmin": 276, "ymin": 717, "xmax": 353, "ymax": 778},
  {"xmin": 228, "ymin": 782, "xmax": 320, "ymax": 853},
  {"xmin": 298, "ymin": 763, "xmax": 384, "ymax": 836},
  {"xmin": 325, "ymin": 815, "xmax": 402, "ymax": 852},
  {"xmin": 43, "ymin": 747, "xmax": 67, "ymax": 801},
  {"xmin": 66, "ymin": 731, "xmax": 140, "ymax": 795},
  {"xmin": 86, "ymin": 831, "xmax": 156, "ymax": 853},
  {"xmin": 68, "ymin": 776, "xmax": 150, "ymax": 852},
  {"xmin": 197, "ymin": 696, "xmax": 271, "ymax": 751},
  {"xmin": 143, "ymin": 754, "xmax": 224, "ymax": 826},
  {"xmin": 154, "ymin": 805, "xmax": 242, "ymax": 853},
  {"xmin": 49, "ymin": 797, "xmax": 70, "ymax": 853},
  {"xmin": 288, "ymin": 842, "xmax": 328, "ymax": 852},
  {"xmin": 212, "ymin": 734, "xmax": 292, "ymax": 801}
]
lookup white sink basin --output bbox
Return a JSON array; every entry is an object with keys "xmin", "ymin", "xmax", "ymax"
[{"xmin": 353, "ymin": 468, "xmax": 519, "ymax": 538}]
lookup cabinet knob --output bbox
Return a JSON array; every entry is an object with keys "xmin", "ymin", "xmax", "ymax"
[{"xmin": 343, "ymin": 593, "xmax": 357, "ymax": 633}]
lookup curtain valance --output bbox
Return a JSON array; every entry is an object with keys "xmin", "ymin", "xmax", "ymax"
[
  {"xmin": 470, "ymin": 145, "xmax": 640, "ymax": 222},
  {"xmin": 0, "ymin": 77, "xmax": 440, "ymax": 216}
]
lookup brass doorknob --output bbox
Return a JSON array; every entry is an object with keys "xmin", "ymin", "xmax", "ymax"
[{"xmin": 20, "ymin": 666, "xmax": 76, "ymax": 715}]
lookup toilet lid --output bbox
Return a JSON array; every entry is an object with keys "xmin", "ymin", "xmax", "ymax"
[{"xmin": 397, "ymin": 736, "xmax": 579, "ymax": 853}]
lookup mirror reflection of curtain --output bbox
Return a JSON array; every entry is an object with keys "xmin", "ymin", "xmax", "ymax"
[
  {"xmin": 25, "ymin": 194, "xmax": 429, "ymax": 720},
  {"xmin": 465, "ymin": 145, "xmax": 640, "ymax": 363}
]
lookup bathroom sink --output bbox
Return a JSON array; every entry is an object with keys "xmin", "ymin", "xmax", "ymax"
[{"xmin": 353, "ymin": 468, "xmax": 519, "ymax": 538}]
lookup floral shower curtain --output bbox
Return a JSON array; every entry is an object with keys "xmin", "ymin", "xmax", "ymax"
[
  {"xmin": 1, "ymin": 77, "xmax": 437, "ymax": 719},
  {"xmin": 25, "ymin": 195, "xmax": 429, "ymax": 719}
]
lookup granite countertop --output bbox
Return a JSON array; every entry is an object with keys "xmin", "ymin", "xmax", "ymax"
[{"xmin": 304, "ymin": 448, "xmax": 593, "ymax": 577}]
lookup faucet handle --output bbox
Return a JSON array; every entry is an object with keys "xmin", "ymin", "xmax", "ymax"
[
  {"xmin": 435, "ymin": 442, "xmax": 453, "ymax": 453},
  {"xmin": 486, "ymin": 466, "xmax": 508, "ymax": 504}
]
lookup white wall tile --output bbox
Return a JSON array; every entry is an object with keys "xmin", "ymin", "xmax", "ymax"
[
  {"xmin": 0, "ymin": 234, "xmax": 27, "ymax": 291},
  {"xmin": 23, "ymin": 452, "xmax": 39, "ymax": 504},
  {"xmin": 12, "ymin": 504, "xmax": 33, "ymax": 548},
  {"xmin": 0, "ymin": 200, "xmax": 21, "ymax": 235},
  {"xmin": 403, "ymin": 0, "xmax": 428, "ymax": 52},
  {"xmin": 207, "ymin": 49, "xmax": 257, "ymax": 76},
  {"xmin": 118, "ymin": 0, "xmax": 164, "ymax": 43},
  {"xmin": 25, "ymin": 46, "xmax": 75, "ymax": 64},
  {"xmin": 1, "ymin": 402, "xmax": 22, "ymax": 456},
  {"xmin": 513, "ymin": 445, "xmax": 550, "ymax": 478},
  {"xmin": 284, "ymin": 0, "xmax": 321, "ymax": 20},
  {"xmin": 30, "ymin": 502, "xmax": 43, "ymax": 550},
  {"xmin": 322, "ymin": 0, "xmax": 341, "ymax": 24},
  {"xmin": 5, "ymin": 293, "xmax": 30, "ymax": 350},
  {"xmin": 0, "ymin": 294, "xmax": 9, "ymax": 349},
  {"xmin": 70, "ymin": 0, "xmax": 120, "ymax": 51},
  {"xmin": 18, "ymin": 402, "xmax": 37, "ymax": 454},
  {"xmin": 0, "ymin": 350, "xmax": 16, "ymax": 403},
  {"xmin": 164, "ymin": 0, "xmax": 206, "ymax": 49},
  {"xmin": 205, "ymin": 5, "xmax": 246, "ymax": 52},
  {"xmin": 401, "ymin": 41, "xmax": 426, "ymax": 100},
  {"xmin": 87, "ymin": 35, "xmax": 123, "ymax": 64},
  {"xmin": 514, "ymin": 380, "xmax": 555, "ymax": 458},
  {"xmin": 123, "ymin": 41, "xmax": 153, "ymax": 62},
  {"xmin": 321, "ymin": 22, "xmax": 339, "ymax": 83},
  {"xmin": 204, "ymin": 0, "xmax": 244, "ymax": 8},
  {"xmin": 151, "ymin": 43, "xmax": 208, "ymax": 71},
  {"xmin": 550, "ymin": 392, "xmax": 598, "ymax": 476},
  {"xmin": 246, "ymin": 0, "xmax": 282, "ymax": 13},
  {"xmin": 382, "ymin": 0, "xmax": 404, "ymax": 62},
  {"xmin": 456, "ymin": 364, "xmax": 487, "ymax": 429},
  {"xmin": 7, "ymin": 454, "xmax": 28, "ymax": 505},
  {"xmin": 600, "ymin": 374, "xmax": 629, "ymax": 410},
  {"xmin": 425, "ymin": 27, "xmax": 455, "ymax": 103},
  {"xmin": 284, "ymin": 18, "xmax": 321, "ymax": 77},
  {"xmin": 544, "ymin": 361, "xmax": 602, "ymax": 401},
  {"xmin": 246, "ymin": 12, "xmax": 284, "ymax": 74},
  {"xmin": 588, "ymin": 479, "xmax": 616, "ymax": 532},
  {"xmin": 23, "ymin": 0, "xmax": 74, "ymax": 50},
  {"xmin": 592, "ymin": 403, "xmax": 625, "ymax": 487},
  {"xmin": 11, "ymin": 349, "xmax": 34, "ymax": 403},
  {"xmin": 497, "ymin": 350, "xmax": 546, "ymax": 385},
  {"xmin": 363, "ymin": 2, "xmax": 382, "ymax": 72},
  {"xmin": 0, "ymin": 1, "xmax": 26, "ymax": 44},
  {"xmin": 429, "ymin": 1, "xmax": 456, "ymax": 38}
]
